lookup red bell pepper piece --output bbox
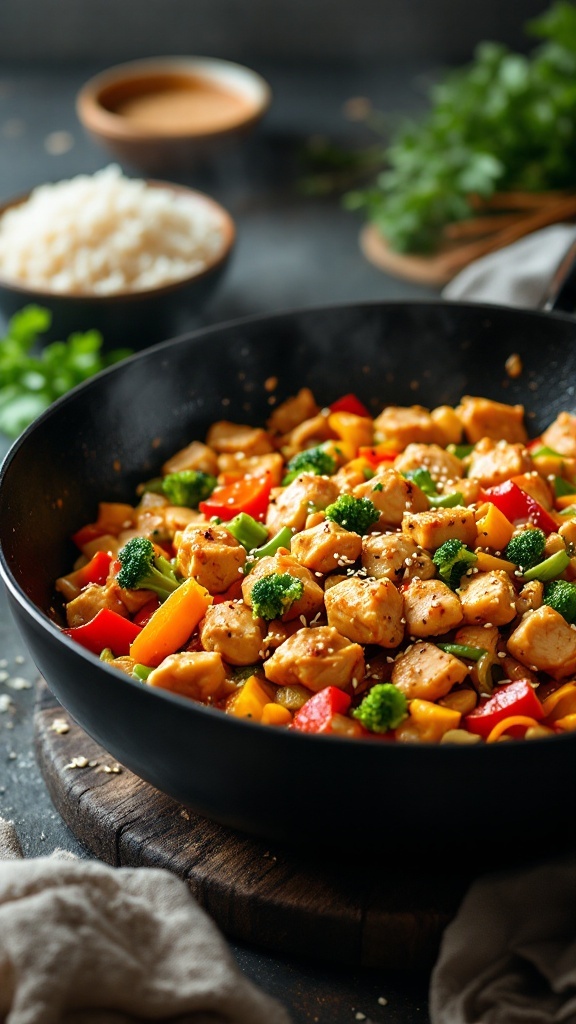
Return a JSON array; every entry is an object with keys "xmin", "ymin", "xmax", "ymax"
[
  {"xmin": 75, "ymin": 550, "xmax": 113, "ymax": 588},
  {"xmin": 464, "ymin": 679, "xmax": 544, "ymax": 738},
  {"xmin": 291, "ymin": 686, "xmax": 352, "ymax": 734},
  {"xmin": 329, "ymin": 393, "xmax": 371, "ymax": 418},
  {"xmin": 480, "ymin": 480, "xmax": 558, "ymax": 534},
  {"xmin": 132, "ymin": 597, "xmax": 161, "ymax": 626},
  {"xmin": 63, "ymin": 608, "xmax": 142, "ymax": 657},
  {"xmin": 212, "ymin": 578, "xmax": 244, "ymax": 604},
  {"xmin": 199, "ymin": 473, "xmax": 273, "ymax": 522},
  {"xmin": 71, "ymin": 523, "xmax": 108, "ymax": 550},
  {"xmin": 358, "ymin": 444, "xmax": 399, "ymax": 467}
]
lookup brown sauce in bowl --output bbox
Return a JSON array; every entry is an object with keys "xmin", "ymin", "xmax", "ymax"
[{"xmin": 110, "ymin": 75, "xmax": 255, "ymax": 135}]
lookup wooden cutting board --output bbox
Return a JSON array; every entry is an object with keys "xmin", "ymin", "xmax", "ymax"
[{"xmin": 34, "ymin": 679, "xmax": 473, "ymax": 971}]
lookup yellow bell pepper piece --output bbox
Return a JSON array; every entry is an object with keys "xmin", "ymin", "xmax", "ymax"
[
  {"xmin": 327, "ymin": 411, "xmax": 374, "ymax": 461},
  {"xmin": 542, "ymin": 682, "xmax": 576, "ymax": 722},
  {"xmin": 227, "ymin": 675, "xmax": 275, "ymax": 721},
  {"xmin": 485, "ymin": 715, "xmax": 542, "ymax": 743},
  {"xmin": 555, "ymin": 494, "xmax": 576, "ymax": 510},
  {"xmin": 129, "ymin": 577, "xmax": 212, "ymax": 667},
  {"xmin": 474, "ymin": 551, "xmax": 517, "ymax": 574},
  {"xmin": 261, "ymin": 703, "xmax": 293, "ymax": 726},
  {"xmin": 553, "ymin": 713, "xmax": 576, "ymax": 732},
  {"xmin": 398, "ymin": 699, "xmax": 461, "ymax": 743},
  {"xmin": 474, "ymin": 502, "xmax": 514, "ymax": 551}
]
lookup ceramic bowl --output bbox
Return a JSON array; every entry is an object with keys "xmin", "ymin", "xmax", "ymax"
[
  {"xmin": 0, "ymin": 179, "xmax": 235, "ymax": 351},
  {"xmin": 76, "ymin": 56, "xmax": 272, "ymax": 173}
]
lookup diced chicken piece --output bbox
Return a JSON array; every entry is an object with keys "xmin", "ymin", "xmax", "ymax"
[
  {"xmin": 444, "ymin": 477, "xmax": 482, "ymax": 506},
  {"xmin": 108, "ymin": 656, "xmax": 137, "ymax": 676},
  {"xmin": 457, "ymin": 570, "xmax": 517, "ymax": 627},
  {"xmin": 332, "ymin": 459, "xmax": 373, "ymax": 492},
  {"xmin": 242, "ymin": 551, "xmax": 324, "ymax": 622},
  {"xmin": 544, "ymin": 532, "xmax": 566, "ymax": 557},
  {"xmin": 279, "ymin": 413, "xmax": 336, "ymax": 458},
  {"xmin": 452, "ymin": 623, "xmax": 500, "ymax": 695},
  {"xmin": 353, "ymin": 468, "xmax": 429, "ymax": 527},
  {"xmin": 453, "ymin": 623, "xmax": 499, "ymax": 657},
  {"xmin": 290, "ymin": 519, "xmax": 362, "ymax": 574},
  {"xmin": 507, "ymin": 605, "xmax": 576, "ymax": 679},
  {"xmin": 541, "ymin": 411, "xmax": 576, "ymax": 457},
  {"xmin": 430, "ymin": 405, "xmax": 464, "ymax": 446},
  {"xmin": 175, "ymin": 523, "xmax": 246, "ymax": 593},
  {"xmin": 135, "ymin": 494, "xmax": 174, "ymax": 545},
  {"xmin": 74, "ymin": 532, "xmax": 122, "ymax": 560},
  {"xmin": 199, "ymin": 601, "xmax": 267, "ymax": 666},
  {"xmin": 148, "ymin": 651, "xmax": 235, "ymax": 702},
  {"xmin": 456, "ymin": 396, "xmax": 528, "ymax": 444},
  {"xmin": 205, "ymin": 420, "xmax": 274, "ymax": 456},
  {"xmin": 361, "ymin": 532, "xmax": 435, "ymax": 583},
  {"xmin": 466, "ymin": 438, "xmax": 532, "ymax": 488},
  {"xmin": 402, "ymin": 506, "xmax": 477, "ymax": 551},
  {"xmin": 323, "ymin": 573, "xmax": 348, "ymax": 592},
  {"xmin": 515, "ymin": 580, "xmax": 543, "ymax": 616},
  {"xmin": 511, "ymin": 471, "xmax": 554, "ymax": 510},
  {"xmin": 162, "ymin": 440, "xmax": 219, "ymax": 477},
  {"xmin": 161, "ymin": 506, "xmax": 205, "ymax": 536},
  {"xmin": 403, "ymin": 578, "xmax": 463, "ymax": 637},
  {"xmin": 373, "ymin": 405, "xmax": 443, "ymax": 449},
  {"xmin": 65, "ymin": 581, "xmax": 129, "ymax": 628},
  {"xmin": 559, "ymin": 518, "xmax": 576, "ymax": 548},
  {"xmin": 263, "ymin": 625, "xmax": 365, "ymax": 692},
  {"xmin": 267, "ymin": 388, "xmax": 319, "ymax": 438},
  {"xmin": 391, "ymin": 642, "xmax": 468, "ymax": 701},
  {"xmin": 324, "ymin": 576, "xmax": 404, "ymax": 647},
  {"xmin": 265, "ymin": 472, "xmax": 340, "ymax": 534},
  {"xmin": 393, "ymin": 443, "xmax": 463, "ymax": 488},
  {"xmin": 215, "ymin": 451, "xmax": 285, "ymax": 485}
]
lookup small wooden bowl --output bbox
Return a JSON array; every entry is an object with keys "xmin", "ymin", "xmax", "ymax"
[
  {"xmin": 77, "ymin": 56, "xmax": 272, "ymax": 173},
  {"xmin": 0, "ymin": 180, "xmax": 235, "ymax": 351}
]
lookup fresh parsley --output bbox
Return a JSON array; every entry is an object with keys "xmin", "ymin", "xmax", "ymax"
[
  {"xmin": 343, "ymin": 2, "xmax": 576, "ymax": 253},
  {"xmin": 0, "ymin": 305, "xmax": 131, "ymax": 437}
]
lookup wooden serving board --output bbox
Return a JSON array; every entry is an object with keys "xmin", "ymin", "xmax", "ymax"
[{"xmin": 34, "ymin": 679, "xmax": 472, "ymax": 971}]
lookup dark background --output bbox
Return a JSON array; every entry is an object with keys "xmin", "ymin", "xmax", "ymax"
[{"xmin": 0, "ymin": 0, "xmax": 550, "ymax": 64}]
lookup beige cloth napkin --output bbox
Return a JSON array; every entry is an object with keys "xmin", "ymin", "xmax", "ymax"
[
  {"xmin": 429, "ymin": 854, "xmax": 576, "ymax": 1024},
  {"xmin": 0, "ymin": 818, "xmax": 291, "ymax": 1024},
  {"xmin": 442, "ymin": 223, "xmax": 576, "ymax": 309}
]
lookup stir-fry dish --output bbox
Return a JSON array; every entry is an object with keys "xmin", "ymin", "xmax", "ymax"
[{"xmin": 57, "ymin": 388, "xmax": 576, "ymax": 744}]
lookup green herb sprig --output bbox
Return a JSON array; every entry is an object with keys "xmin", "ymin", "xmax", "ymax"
[
  {"xmin": 342, "ymin": 2, "xmax": 576, "ymax": 254},
  {"xmin": 0, "ymin": 305, "xmax": 131, "ymax": 437}
]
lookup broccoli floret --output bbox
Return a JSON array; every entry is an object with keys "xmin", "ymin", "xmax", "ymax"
[
  {"xmin": 282, "ymin": 445, "xmax": 336, "ymax": 485},
  {"xmin": 324, "ymin": 493, "xmax": 379, "ymax": 535},
  {"xmin": 432, "ymin": 539, "xmax": 478, "ymax": 589},
  {"xmin": 352, "ymin": 683, "xmax": 408, "ymax": 733},
  {"xmin": 543, "ymin": 579, "xmax": 576, "ymax": 622},
  {"xmin": 250, "ymin": 572, "xmax": 304, "ymax": 621},
  {"xmin": 116, "ymin": 536, "xmax": 181, "ymax": 600},
  {"xmin": 504, "ymin": 528, "xmax": 546, "ymax": 571},
  {"xmin": 161, "ymin": 469, "xmax": 217, "ymax": 508}
]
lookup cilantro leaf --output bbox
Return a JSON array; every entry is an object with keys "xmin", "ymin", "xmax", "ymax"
[{"xmin": 0, "ymin": 305, "xmax": 131, "ymax": 437}]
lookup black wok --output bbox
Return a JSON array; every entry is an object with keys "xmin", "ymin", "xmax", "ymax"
[{"xmin": 1, "ymin": 299, "xmax": 575, "ymax": 865}]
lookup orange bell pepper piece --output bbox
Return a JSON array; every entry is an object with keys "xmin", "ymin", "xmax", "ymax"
[{"xmin": 129, "ymin": 577, "xmax": 212, "ymax": 667}]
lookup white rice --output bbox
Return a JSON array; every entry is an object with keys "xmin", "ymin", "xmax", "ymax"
[{"xmin": 0, "ymin": 165, "xmax": 226, "ymax": 295}]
